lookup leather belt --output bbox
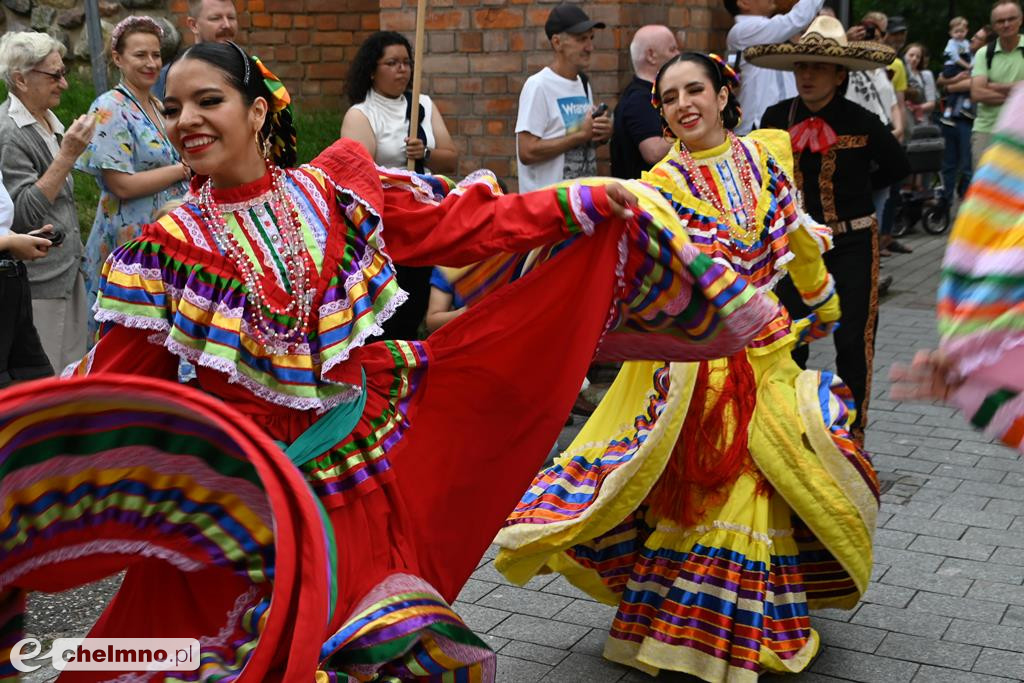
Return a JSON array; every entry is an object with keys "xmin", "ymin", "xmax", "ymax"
[{"xmin": 828, "ymin": 215, "xmax": 876, "ymax": 236}]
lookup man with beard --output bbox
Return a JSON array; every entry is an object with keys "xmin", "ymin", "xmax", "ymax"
[{"xmin": 154, "ymin": 0, "xmax": 239, "ymax": 100}]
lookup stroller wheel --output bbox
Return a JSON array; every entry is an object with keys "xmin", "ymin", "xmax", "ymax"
[
  {"xmin": 923, "ymin": 203, "xmax": 950, "ymax": 235},
  {"xmin": 891, "ymin": 205, "xmax": 913, "ymax": 238}
]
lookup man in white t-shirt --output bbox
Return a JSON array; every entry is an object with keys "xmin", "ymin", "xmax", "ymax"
[{"xmin": 515, "ymin": 3, "xmax": 611, "ymax": 193}]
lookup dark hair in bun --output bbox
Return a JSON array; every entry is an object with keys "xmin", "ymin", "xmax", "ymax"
[{"xmin": 653, "ymin": 52, "xmax": 742, "ymax": 132}]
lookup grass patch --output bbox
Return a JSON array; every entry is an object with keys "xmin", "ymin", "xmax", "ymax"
[{"xmin": 1, "ymin": 73, "xmax": 346, "ymax": 236}]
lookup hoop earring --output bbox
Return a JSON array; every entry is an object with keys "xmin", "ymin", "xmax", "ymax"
[{"xmin": 255, "ymin": 130, "xmax": 271, "ymax": 161}]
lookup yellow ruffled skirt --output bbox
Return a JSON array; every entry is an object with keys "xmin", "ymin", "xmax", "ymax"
[{"xmin": 496, "ymin": 348, "xmax": 878, "ymax": 682}]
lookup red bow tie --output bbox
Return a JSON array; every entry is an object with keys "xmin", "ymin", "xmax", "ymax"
[{"xmin": 789, "ymin": 117, "xmax": 839, "ymax": 154}]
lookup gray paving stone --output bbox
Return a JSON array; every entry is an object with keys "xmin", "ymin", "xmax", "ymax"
[
  {"xmin": 919, "ymin": 473, "xmax": 968, "ymax": 491},
  {"xmin": 552, "ymin": 599, "xmax": 618, "ymax": 629},
  {"xmin": 972, "ymin": 648, "xmax": 1024, "ymax": 678},
  {"xmin": 993, "ymin": 547, "xmax": 1024, "ymax": 565},
  {"xmin": 910, "ymin": 489, "xmax": 993, "ymax": 510},
  {"xmin": 1002, "ymin": 471, "xmax": 1024, "ymax": 488},
  {"xmin": 472, "ymin": 561, "xmax": 557, "ymax": 590},
  {"xmin": 907, "ymin": 536, "xmax": 993, "ymax": 561},
  {"xmin": 893, "ymin": 403, "xmax": 958, "ymax": 418},
  {"xmin": 880, "ymin": 565, "xmax": 973, "ymax": 597},
  {"xmin": 494, "ymin": 653, "xmax": 551, "ymax": 683},
  {"xmin": 955, "ymin": 441, "xmax": 1020, "ymax": 459},
  {"xmin": 490, "ymin": 614, "xmax": 590, "ymax": 649},
  {"xmin": 478, "ymin": 585, "xmax": 574, "ymax": 618},
  {"xmin": 864, "ymin": 438, "xmax": 917, "ymax": 457},
  {"xmin": 1002, "ymin": 605, "xmax": 1024, "ymax": 628},
  {"xmin": 811, "ymin": 617, "xmax": 887, "ymax": 653},
  {"xmin": 851, "ymin": 603, "xmax": 951, "ymax": 639},
  {"xmin": 498, "ymin": 639, "xmax": 569, "ymax": 666},
  {"xmin": 567, "ymin": 627, "xmax": 608, "ymax": 658},
  {"xmin": 881, "ymin": 500, "xmax": 941, "ymax": 518},
  {"xmin": 458, "ymin": 578, "xmax": 499, "ymax": 603},
  {"xmin": 872, "ymin": 454, "xmax": 937, "ymax": 474},
  {"xmin": 887, "ymin": 514, "xmax": 966, "ymax": 540},
  {"xmin": 452, "ymin": 601, "xmax": 511, "ymax": 632},
  {"xmin": 935, "ymin": 463, "xmax": 1009, "ymax": 483},
  {"xmin": 967, "ymin": 581, "xmax": 1024, "ymax": 608},
  {"xmin": 944, "ymin": 619, "xmax": 1024, "ymax": 652},
  {"xmin": 872, "ymin": 546, "xmax": 944, "ymax": 572},
  {"xmin": 875, "ymin": 410, "xmax": 926, "ymax": 424},
  {"xmin": 479, "ymin": 633, "xmax": 510, "ymax": 651},
  {"xmin": 963, "ymin": 528, "xmax": 1024, "ymax": 550},
  {"xmin": 810, "ymin": 646, "xmax": 920, "ymax": 682},
  {"xmin": 541, "ymin": 576, "xmax": 594, "ymax": 601},
  {"xmin": 861, "ymin": 582, "xmax": 916, "ymax": 609},
  {"xmin": 938, "ymin": 557, "xmax": 1024, "ymax": 585},
  {"xmin": 934, "ymin": 506, "xmax": 1015, "ymax": 530},
  {"xmin": 977, "ymin": 456, "xmax": 1024, "ymax": 473},
  {"xmin": 543, "ymin": 652, "xmax": 631, "ymax": 683},
  {"xmin": 913, "ymin": 665, "xmax": 1015, "ymax": 682},
  {"xmin": 874, "ymin": 528, "xmax": 918, "ymax": 549},
  {"xmin": 985, "ymin": 499, "xmax": 1024, "ymax": 517},
  {"xmin": 876, "ymin": 632, "xmax": 980, "ymax": 670},
  {"xmin": 908, "ymin": 591, "xmax": 1008, "ymax": 623},
  {"xmin": 909, "ymin": 444, "xmax": 980, "ymax": 465}
]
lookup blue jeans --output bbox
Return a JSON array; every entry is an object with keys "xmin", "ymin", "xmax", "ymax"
[{"xmin": 941, "ymin": 118, "xmax": 972, "ymax": 202}]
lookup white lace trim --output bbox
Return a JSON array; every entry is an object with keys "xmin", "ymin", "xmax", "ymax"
[
  {"xmin": 173, "ymin": 204, "xmax": 212, "ymax": 251},
  {"xmin": 655, "ymin": 519, "xmax": 795, "ymax": 547},
  {"xmin": 568, "ymin": 183, "xmax": 596, "ymax": 236},
  {"xmin": 378, "ymin": 166, "xmax": 441, "ymax": 204},
  {"xmin": 94, "ymin": 308, "xmax": 171, "ymax": 333},
  {"xmin": 450, "ymin": 169, "xmax": 501, "ymax": 197},
  {"xmin": 0, "ymin": 540, "xmax": 204, "ymax": 593}
]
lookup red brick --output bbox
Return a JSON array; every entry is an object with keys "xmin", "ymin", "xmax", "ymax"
[
  {"xmin": 430, "ymin": 31, "xmax": 455, "ymax": 52},
  {"xmin": 470, "ymin": 136, "xmax": 514, "ymax": 156},
  {"xmin": 247, "ymin": 0, "xmax": 264, "ymax": 9},
  {"xmin": 470, "ymin": 54, "xmax": 523, "ymax": 73},
  {"xmin": 307, "ymin": 62, "xmax": 346, "ymax": 80},
  {"xmin": 313, "ymin": 30, "xmax": 352, "ymax": 45},
  {"xmin": 485, "ymin": 120, "xmax": 505, "ymax": 136},
  {"xmin": 264, "ymin": 0, "xmax": 291, "ymax": 11},
  {"xmin": 272, "ymin": 13, "xmax": 293, "ymax": 29},
  {"xmin": 424, "ymin": 54, "xmax": 467, "ymax": 74},
  {"xmin": 457, "ymin": 77, "xmax": 482, "ymax": 93},
  {"xmin": 508, "ymin": 30, "xmax": 531, "ymax": 52},
  {"xmin": 483, "ymin": 76, "xmax": 506, "ymax": 94},
  {"xmin": 298, "ymin": 46, "xmax": 321, "ymax": 63},
  {"xmin": 250, "ymin": 14, "xmax": 272, "ymax": 28},
  {"xmin": 432, "ymin": 76, "xmax": 457, "ymax": 94},
  {"xmin": 459, "ymin": 118, "xmax": 483, "ymax": 136},
  {"xmin": 380, "ymin": 10, "xmax": 414, "ymax": 31},
  {"xmin": 483, "ymin": 31, "xmax": 508, "ymax": 52},
  {"xmin": 250, "ymin": 30, "xmax": 288, "ymax": 45},
  {"xmin": 456, "ymin": 31, "xmax": 482, "ymax": 52},
  {"xmin": 273, "ymin": 62, "xmax": 302, "ymax": 79},
  {"xmin": 361, "ymin": 14, "xmax": 380, "ymax": 30},
  {"xmin": 275, "ymin": 45, "xmax": 296, "ymax": 61},
  {"xmin": 293, "ymin": 15, "xmax": 312, "ymax": 29},
  {"xmin": 526, "ymin": 9, "xmax": 550, "ymax": 27},
  {"xmin": 315, "ymin": 15, "xmax": 338, "ymax": 30},
  {"xmin": 301, "ymin": 80, "xmax": 322, "ymax": 95},
  {"xmin": 322, "ymin": 80, "xmax": 344, "ymax": 96},
  {"xmin": 379, "ymin": 0, "xmax": 403, "ymax": 7},
  {"xmin": 473, "ymin": 8, "xmax": 523, "ymax": 29},
  {"xmin": 425, "ymin": 10, "xmax": 468, "ymax": 30},
  {"xmin": 321, "ymin": 47, "xmax": 345, "ymax": 61},
  {"xmin": 474, "ymin": 96, "xmax": 517, "ymax": 116}
]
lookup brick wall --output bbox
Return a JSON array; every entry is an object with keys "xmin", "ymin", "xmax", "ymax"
[
  {"xmin": 379, "ymin": 0, "xmax": 731, "ymax": 186},
  {"xmin": 165, "ymin": 0, "xmax": 729, "ymax": 186}
]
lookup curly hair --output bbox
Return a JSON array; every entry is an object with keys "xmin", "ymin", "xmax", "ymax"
[
  {"xmin": 346, "ymin": 31, "xmax": 412, "ymax": 104},
  {"xmin": 170, "ymin": 41, "xmax": 298, "ymax": 168}
]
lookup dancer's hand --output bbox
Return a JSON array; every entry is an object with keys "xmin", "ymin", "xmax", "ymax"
[
  {"xmin": 603, "ymin": 182, "xmax": 637, "ymax": 220},
  {"xmin": 890, "ymin": 349, "xmax": 960, "ymax": 401}
]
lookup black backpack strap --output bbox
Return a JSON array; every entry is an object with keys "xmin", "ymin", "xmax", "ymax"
[
  {"xmin": 986, "ymin": 40, "xmax": 997, "ymax": 70},
  {"xmin": 579, "ymin": 71, "xmax": 591, "ymax": 102}
]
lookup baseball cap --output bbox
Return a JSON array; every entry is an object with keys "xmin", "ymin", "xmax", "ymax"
[
  {"xmin": 887, "ymin": 16, "xmax": 908, "ymax": 34},
  {"xmin": 545, "ymin": 4, "xmax": 606, "ymax": 39}
]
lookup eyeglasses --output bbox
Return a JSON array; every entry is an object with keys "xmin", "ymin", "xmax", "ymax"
[
  {"xmin": 378, "ymin": 59, "xmax": 413, "ymax": 70},
  {"xmin": 994, "ymin": 16, "xmax": 1022, "ymax": 24},
  {"xmin": 31, "ymin": 68, "xmax": 68, "ymax": 82}
]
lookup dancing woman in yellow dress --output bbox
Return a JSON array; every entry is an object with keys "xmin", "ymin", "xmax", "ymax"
[{"xmin": 496, "ymin": 52, "xmax": 881, "ymax": 682}]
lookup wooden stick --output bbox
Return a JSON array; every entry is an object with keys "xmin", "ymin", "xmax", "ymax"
[{"xmin": 408, "ymin": 0, "xmax": 427, "ymax": 171}]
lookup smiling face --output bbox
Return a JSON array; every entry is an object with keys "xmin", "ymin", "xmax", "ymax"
[
  {"xmin": 113, "ymin": 31, "xmax": 162, "ymax": 94},
  {"xmin": 163, "ymin": 57, "xmax": 267, "ymax": 187},
  {"xmin": 794, "ymin": 61, "xmax": 846, "ymax": 111},
  {"xmin": 371, "ymin": 43, "xmax": 412, "ymax": 98},
  {"xmin": 657, "ymin": 59, "xmax": 728, "ymax": 152}
]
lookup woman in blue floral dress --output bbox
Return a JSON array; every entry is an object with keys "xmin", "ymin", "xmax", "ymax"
[{"xmin": 77, "ymin": 16, "xmax": 189, "ymax": 334}]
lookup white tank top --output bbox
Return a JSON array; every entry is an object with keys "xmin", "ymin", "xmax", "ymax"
[{"xmin": 350, "ymin": 88, "xmax": 436, "ymax": 169}]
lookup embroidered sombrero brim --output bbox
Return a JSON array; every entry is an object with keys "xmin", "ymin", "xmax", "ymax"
[{"xmin": 743, "ymin": 40, "xmax": 895, "ymax": 72}]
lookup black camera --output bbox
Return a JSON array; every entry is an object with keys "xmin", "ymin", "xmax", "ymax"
[
  {"xmin": 31, "ymin": 228, "xmax": 64, "ymax": 247},
  {"xmin": 860, "ymin": 21, "xmax": 878, "ymax": 41}
]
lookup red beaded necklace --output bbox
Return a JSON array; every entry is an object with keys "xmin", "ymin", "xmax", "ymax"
[
  {"xmin": 198, "ymin": 166, "xmax": 314, "ymax": 354},
  {"xmin": 676, "ymin": 132, "xmax": 761, "ymax": 242}
]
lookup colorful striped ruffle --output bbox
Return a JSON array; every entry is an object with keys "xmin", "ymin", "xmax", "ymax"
[
  {"xmin": 85, "ymin": 165, "xmax": 404, "ymax": 412},
  {"xmin": 0, "ymin": 374, "xmax": 334, "ymax": 681},
  {"xmin": 319, "ymin": 573, "xmax": 494, "ymax": 681}
]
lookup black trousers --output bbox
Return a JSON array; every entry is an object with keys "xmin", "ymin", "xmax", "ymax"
[
  {"xmin": 377, "ymin": 264, "xmax": 433, "ymax": 340},
  {"xmin": 0, "ymin": 259, "xmax": 54, "ymax": 387},
  {"xmin": 775, "ymin": 227, "xmax": 879, "ymax": 438}
]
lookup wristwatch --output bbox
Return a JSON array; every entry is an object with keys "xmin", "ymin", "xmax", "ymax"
[{"xmin": 423, "ymin": 148, "xmax": 431, "ymax": 165}]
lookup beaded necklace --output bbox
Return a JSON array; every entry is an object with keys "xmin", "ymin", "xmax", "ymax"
[
  {"xmin": 676, "ymin": 132, "xmax": 761, "ymax": 243},
  {"xmin": 198, "ymin": 166, "xmax": 314, "ymax": 354}
]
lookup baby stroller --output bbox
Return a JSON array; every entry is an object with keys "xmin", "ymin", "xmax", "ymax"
[{"xmin": 892, "ymin": 123, "xmax": 951, "ymax": 236}]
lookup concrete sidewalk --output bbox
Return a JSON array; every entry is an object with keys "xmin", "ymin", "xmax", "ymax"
[{"xmin": 464, "ymin": 231, "xmax": 1024, "ymax": 683}]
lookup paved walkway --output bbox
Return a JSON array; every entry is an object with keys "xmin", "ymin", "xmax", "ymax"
[
  {"xmin": 22, "ymin": 230, "xmax": 1024, "ymax": 682},
  {"xmin": 462, "ymin": 230, "xmax": 1024, "ymax": 683}
]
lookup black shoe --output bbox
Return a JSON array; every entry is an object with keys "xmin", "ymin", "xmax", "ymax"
[{"xmin": 888, "ymin": 239, "xmax": 913, "ymax": 254}]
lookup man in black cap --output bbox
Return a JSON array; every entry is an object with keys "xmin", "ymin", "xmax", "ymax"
[{"xmin": 515, "ymin": 3, "xmax": 611, "ymax": 192}]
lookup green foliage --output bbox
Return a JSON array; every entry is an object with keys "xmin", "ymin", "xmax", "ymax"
[
  {"xmin": 0, "ymin": 72, "xmax": 344, "ymax": 236},
  {"xmin": 850, "ymin": 0, "xmax": 999, "ymax": 72}
]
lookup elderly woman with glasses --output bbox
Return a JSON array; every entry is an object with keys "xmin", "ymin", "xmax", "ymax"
[
  {"xmin": 0, "ymin": 31, "xmax": 96, "ymax": 372},
  {"xmin": 340, "ymin": 30, "xmax": 459, "ymax": 339}
]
